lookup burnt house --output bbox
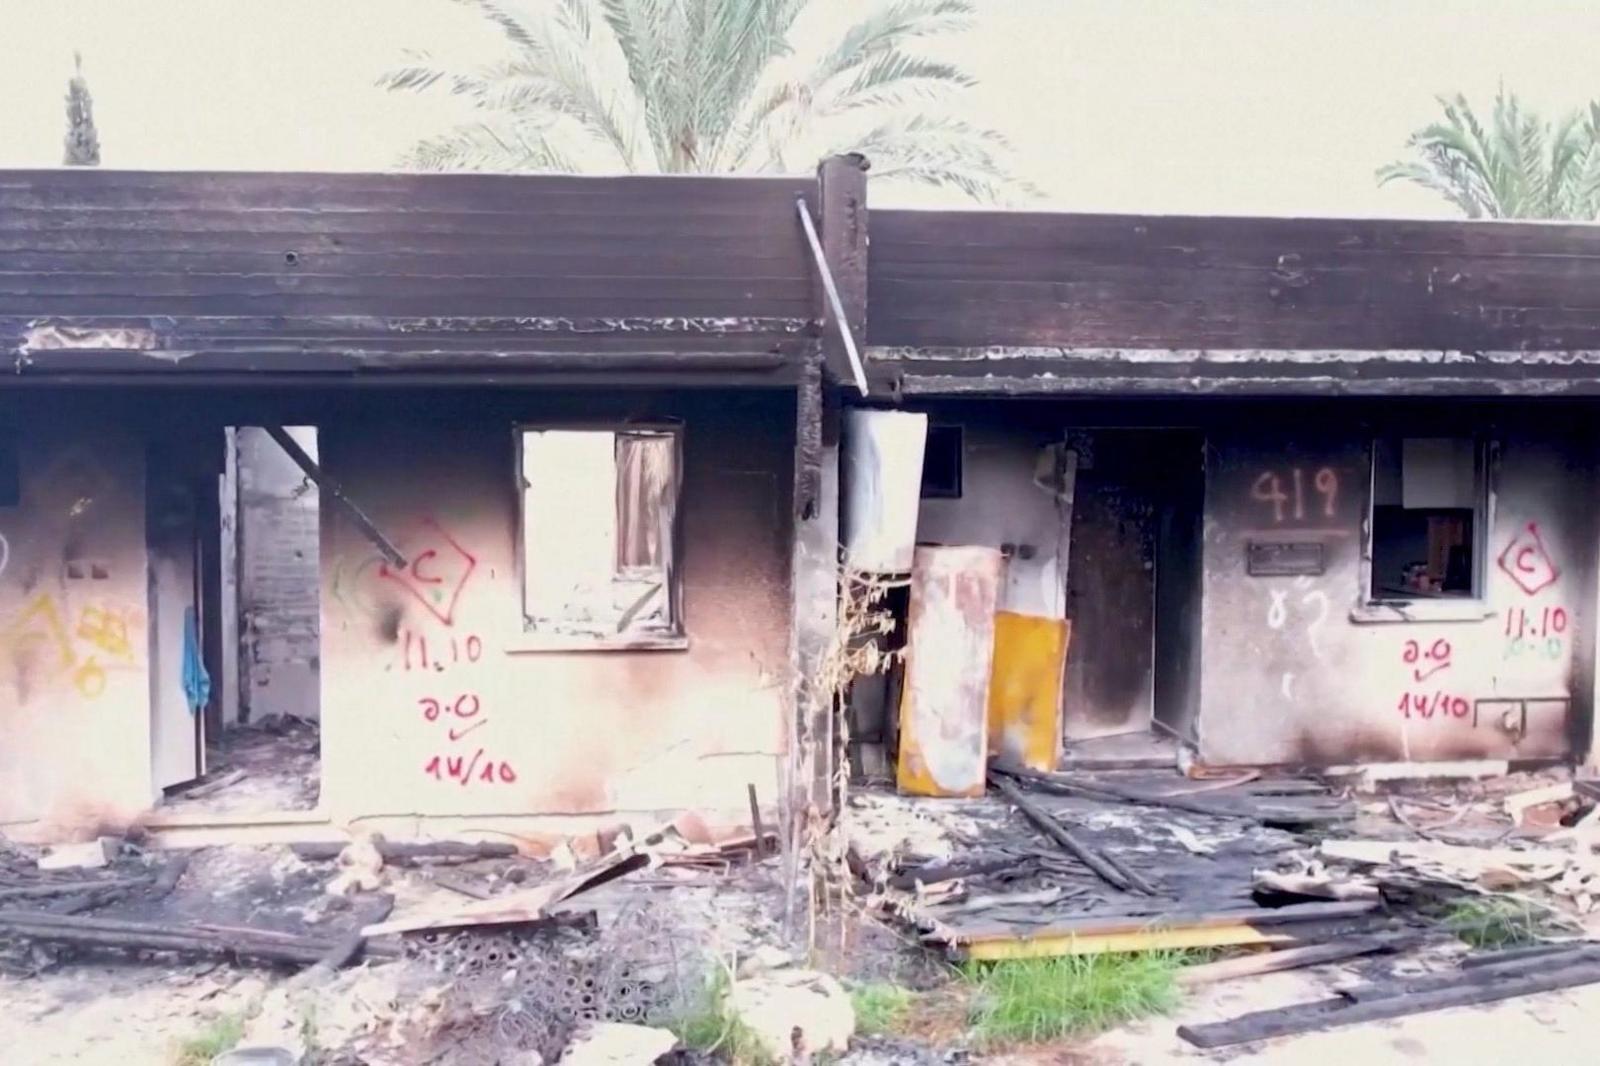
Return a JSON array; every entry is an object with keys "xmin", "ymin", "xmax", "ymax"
[
  {"xmin": 0, "ymin": 166, "xmax": 833, "ymax": 842},
  {"xmin": 2, "ymin": 159, "xmax": 1599, "ymax": 841},
  {"xmin": 853, "ymin": 208, "xmax": 1600, "ymax": 780}
]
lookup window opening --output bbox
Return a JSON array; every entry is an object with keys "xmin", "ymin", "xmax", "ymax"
[
  {"xmin": 519, "ymin": 426, "xmax": 682, "ymax": 644},
  {"xmin": 1368, "ymin": 436, "xmax": 1485, "ymax": 601},
  {"xmin": 920, "ymin": 425, "xmax": 963, "ymax": 499}
]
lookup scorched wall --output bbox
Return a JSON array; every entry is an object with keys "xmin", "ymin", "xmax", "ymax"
[
  {"xmin": 1199, "ymin": 410, "xmax": 1598, "ymax": 765},
  {"xmin": 317, "ymin": 390, "xmax": 794, "ymax": 824},
  {"xmin": 0, "ymin": 413, "xmax": 153, "ymax": 826}
]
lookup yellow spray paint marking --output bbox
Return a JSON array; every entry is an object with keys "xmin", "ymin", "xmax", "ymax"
[
  {"xmin": 4, "ymin": 594, "xmax": 142, "ymax": 701},
  {"xmin": 76, "ymin": 604, "xmax": 136, "ymax": 662},
  {"xmin": 6, "ymin": 593, "xmax": 77, "ymax": 676}
]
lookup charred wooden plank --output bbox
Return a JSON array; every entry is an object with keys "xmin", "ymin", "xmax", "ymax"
[
  {"xmin": 1339, "ymin": 946, "xmax": 1600, "ymax": 1002},
  {"xmin": 994, "ymin": 763, "xmax": 1351, "ymax": 827},
  {"xmin": 940, "ymin": 903, "xmax": 1384, "ymax": 960},
  {"xmin": 890, "ymin": 856, "xmax": 1023, "ymax": 891},
  {"xmin": 950, "ymin": 900, "xmax": 1380, "ymax": 943},
  {"xmin": 990, "ymin": 773, "xmax": 1157, "ymax": 895},
  {"xmin": 0, "ymin": 877, "xmax": 151, "ymax": 900},
  {"xmin": 814, "ymin": 155, "xmax": 869, "ymax": 392},
  {"xmin": 289, "ymin": 896, "xmax": 396, "ymax": 989},
  {"xmin": 1460, "ymin": 942, "xmax": 1590, "ymax": 969},
  {"xmin": 1178, "ymin": 959, "xmax": 1600, "ymax": 1048},
  {"xmin": 0, "ymin": 909, "xmax": 400, "ymax": 966},
  {"xmin": 1177, "ymin": 934, "xmax": 1419, "ymax": 987}
]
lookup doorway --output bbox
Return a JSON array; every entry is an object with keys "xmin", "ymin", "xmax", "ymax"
[
  {"xmin": 1062, "ymin": 430, "xmax": 1204, "ymax": 744},
  {"xmin": 157, "ymin": 425, "xmax": 323, "ymax": 815}
]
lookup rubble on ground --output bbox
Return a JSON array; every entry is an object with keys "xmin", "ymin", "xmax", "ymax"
[
  {"xmin": 8, "ymin": 755, "xmax": 1600, "ymax": 1061},
  {"xmin": 2, "ymin": 814, "xmax": 797, "ymax": 1064},
  {"xmin": 559, "ymin": 1021, "xmax": 678, "ymax": 1066},
  {"xmin": 845, "ymin": 752, "xmax": 1600, "ymax": 1049},
  {"xmin": 163, "ymin": 714, "xmax": 322, "ymax": 815},
  {"xmin": 730, "ymin": 967, "xmax": 857, "ymax": 1061}
]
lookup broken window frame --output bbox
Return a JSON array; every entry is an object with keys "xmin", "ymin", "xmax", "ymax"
[
  {"xmin": 1354, "ymin": 434, "xmax": 1498, "ymax": 624},
  {"xmin": 512, "ymin": 421, "xmax": 687, "ymax": 652}
]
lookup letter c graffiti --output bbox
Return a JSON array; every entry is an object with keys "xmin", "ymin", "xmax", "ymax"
[
  {"xmin": 1516, "ymin": 546, "xmax": 1538, "ymax": 573},
  {"xmin": 409, "ymin": 548, "xmax": 444, "ymax": 585}
]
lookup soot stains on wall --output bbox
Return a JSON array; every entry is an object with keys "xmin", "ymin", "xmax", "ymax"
[
  {"xmin": 1199, "ymin": 411, "xmax": 1598, "ymax": 766},
  {"xmin": 316, "ymin": 389, "xmax": 795, "ymax": 822}
]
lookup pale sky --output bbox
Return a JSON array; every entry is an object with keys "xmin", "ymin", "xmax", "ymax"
[{"xmin": 2, "ymin": 0, "xmax": 1599, "ymax": 218}]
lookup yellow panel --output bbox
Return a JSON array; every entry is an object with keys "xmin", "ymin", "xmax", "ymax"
[
  {"xmin": 956, "ymin": 924, "xmax": 1296, "ymax": 961},
  {"xmin": 986, "ymin": 612, "xmax": 1070, "ymax": 772}
]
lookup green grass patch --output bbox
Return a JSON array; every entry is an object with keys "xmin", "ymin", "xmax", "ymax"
[
  {"xmin": 1442, "ymin": 896, "xmax": 1551, "ymax": 949},
  {"xmin": 171, "ymin": 1011, "xmax": 246, "ymax": 1066},
  {"xmin": 664, "ymin": 968, "xmax": 773, "ymax": 1066},
  {"xmin": 963, "ymin": 952, "xmax": 1187, "ymax": 1047},
  {"xmin": 850, "ymin": 982, "xmax": 915, "ymax": 1035}
]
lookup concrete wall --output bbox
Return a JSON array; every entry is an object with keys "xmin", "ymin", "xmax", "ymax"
[
  {"xmin": 1199, "ymin": 420, "xmax": 1598, "ymax": 765},
  {"xmin": 317, "ymin": 391, "xmax": 793, "ymax": 824},
  {"xmin": 0, "ymin": 419, "xmax": 153, "ymax": 826},
  {"xmin": 236, "ymin": 426, "xmax": 321, "ymax": 723},
  {"xmin": 916, "ymin": 424, "xmax": 1070, "ymax": 619}
]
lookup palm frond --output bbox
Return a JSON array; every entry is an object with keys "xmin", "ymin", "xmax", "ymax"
[
  {"xmin": 1377, "ymin": 160, "xmax": 1489, "ymax": 219},
  {"xmin": 383, "ymin": 0, "xmax": 639, "ymax": 171},
  {"xmin": 401, "ymin": 120, "xmax": 582, "ymax": 172},
  {"xmin": 557, "ymin": 0, "xmax": 591, "ymax": 37},
  {"xmin": 460, "ymin": 0, "xmax": 541, "ymax": 49},
  {"xmin": 377, "ymin": 49, "xmax": 453, "ymax": 93},
  {"xmin": 718, "ymin": 80, "xmax": 809, "ymax": 172},
  {"xmin": 683, "ymin": 0, "xmax": 803, "ymax": 169},
  {"xmin": 843, "ymin": 114, "xmax": 1026, "ymax": 203},
  {"xmin": 387, "ymin": 0, "xmax": 1016, "ymax": 197},
  {"xmin": 827, "ymin": 50, "xmax": 973, "ymax": 113},
  {"xmin": 598, "ymin": 0, "xmax": 673, "ymax": 165},
  {"xmin": 1576, "ymin": 102, "xmax": 1600, "ymax": 213},
  {"xmin": 1381, "ymin": 89, "xmax": 1600, "ymax": 220},
  {"xmin": 811, "ymin": 0, "xmax": 974, "ymax": 85}
]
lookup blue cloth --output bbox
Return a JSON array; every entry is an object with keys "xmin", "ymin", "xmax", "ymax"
[{"xmin": 182, "ymin": 605, "xmax": 211, "ymax": 715}]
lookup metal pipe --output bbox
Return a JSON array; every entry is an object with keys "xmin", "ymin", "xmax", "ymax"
[
  {"xmin": 795, "ymin": 197, "xmax": 870, "ymax": 396},
  {"xmin": 262, "ymin": 425, "xmax": 406, "ymax": 568}
]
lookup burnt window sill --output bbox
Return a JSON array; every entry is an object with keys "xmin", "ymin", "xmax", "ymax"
[
  {"xmin": 1349, "ymin": 599, "xmax": 1495, "ymax": 625},
  {"xmin": 505, "ymin": 632, "xmax": 690, "ymax": 654}
]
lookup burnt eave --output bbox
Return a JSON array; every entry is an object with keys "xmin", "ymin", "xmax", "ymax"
[
  {"xmin": 0, "ymin": 169, "xmax": 822, "ymax": 384},
  {"xmin": 4, "ymin": 313, "xmax": 817, "ymax": 381},
  {"xmin": 868, "ymin": 345, "xmax": 1600, "ymax": 398}
]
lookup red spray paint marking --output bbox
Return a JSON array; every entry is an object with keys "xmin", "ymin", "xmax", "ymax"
[
  {"xmin": 1504, "ymin": 606, "xmax": 1567, "ymax": 638},
  {"xmin": 402, "ymin": 630, "xmax": 483, "ymax": 671},
  {"xmin": 379, "ymin": 518, "xmax": 478, "ymax": 626},
  {"xmin": 415, "ymin": 691, "xmax": 514, "ymax": 784},
  {"xmin": 1503, "ymin": 606, "xmax": 1569, "ymax": 661},
  {"xmin": 423, "ymin": 750, "xmax": 518, "ymax": 786},
  {"xmin": 1497, "ymin": 521, "xmax": 1559, "ymax": 596},
  {"xmin": 417, "ymin": 693, "xmax": 482, "ymax": 722},
  {"xmin": 1402, "ymin": 637, "xmax": 1452, "ymax": 682},
  {"xmin": 1397, "ymin": 690, "xmax": 1470, "ymax": 720}
]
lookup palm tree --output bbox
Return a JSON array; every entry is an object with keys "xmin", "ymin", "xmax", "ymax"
[
  {"xmin": 1378, "ymin": 89, "xmax": 1600, "ymax": 219},
  {"xmin": 380, "ymin": 0, "xmax": 1022, "ymax": 201}
]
